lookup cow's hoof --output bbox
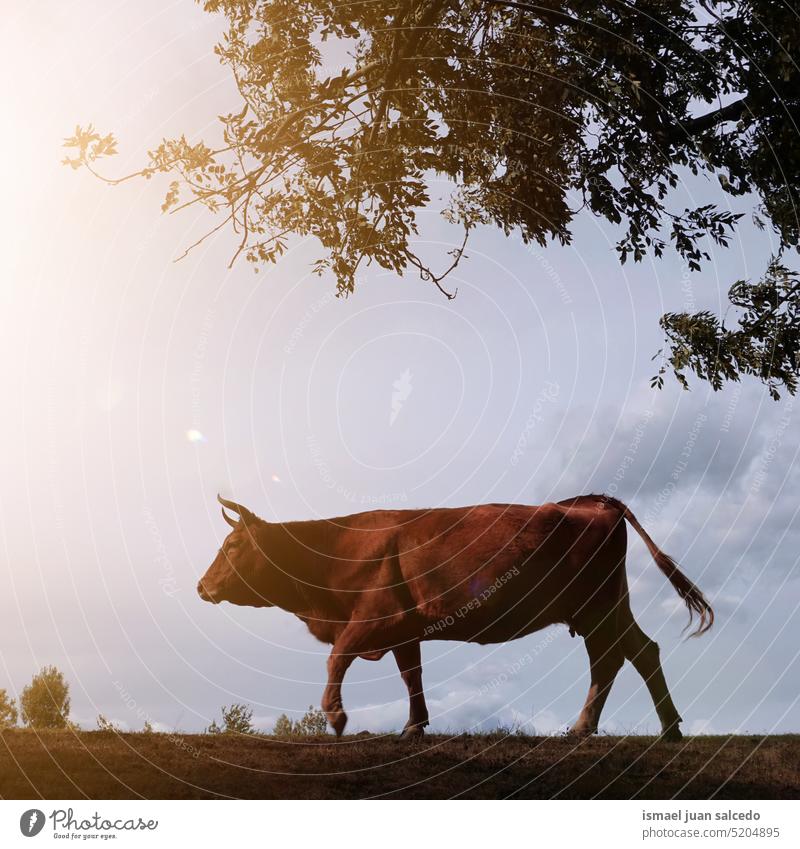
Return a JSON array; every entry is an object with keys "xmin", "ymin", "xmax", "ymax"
[
  {"xmin": 660, "ymin": 724, "xmax": 683, "ymax": 743},
  {"xmin": 398, "ymin": 725, "xmax": 425, "ymax": 742},
  {"xmin": 565, "ymin": 726, "xmax": 595, "ymax": 739},
  {"xmin": 328, "ymin": 710, "xmax": 348, "ymax": 737}
]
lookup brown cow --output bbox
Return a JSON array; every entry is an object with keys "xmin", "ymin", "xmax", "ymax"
[{"xmin": 198, "ymin": 493, "xmax": 712, "ymax": 741}]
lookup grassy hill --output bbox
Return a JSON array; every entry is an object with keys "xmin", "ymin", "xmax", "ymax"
[{"xmin": 0, "ymin": 730, "xmax": 796, "ymax": 799}]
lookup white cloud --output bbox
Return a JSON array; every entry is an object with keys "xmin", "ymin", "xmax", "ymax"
[{"xmin": 687, "ymin": 718, "xmax": 715, "ymax": 735}]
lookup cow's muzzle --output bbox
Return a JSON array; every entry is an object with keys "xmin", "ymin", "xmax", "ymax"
[{"xmin": 197, "ymin": 581, "xmax": 219, "ymax": 604}]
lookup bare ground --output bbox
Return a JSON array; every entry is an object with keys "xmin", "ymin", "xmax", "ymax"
[{"xmin": 1, "ymin": 730, "xmax": 797, "ymax": 800}]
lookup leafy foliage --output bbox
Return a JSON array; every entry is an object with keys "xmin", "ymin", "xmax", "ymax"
[
  {"xmin": 274, "ymin": 705, "xmax": 328, "ymax": 737},
  {"xmin": 20, "ymin": 666, "xmax": 71, "ymax": 730},
  {"xmin": 658, "ymin": 260, "xmax": 800, "ymax": 399},
  {"xmin": 206, "ymin": 702, "xmax": 256, "ymax": 735},
  {"xmin": 66, "ymin": 0, "xmax": 800, "ymax": 395},
  {"xmin": 0, "ymin": 689, "xmax": 18, "ymax": 729}
]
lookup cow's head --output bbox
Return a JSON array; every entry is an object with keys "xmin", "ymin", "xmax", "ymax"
[{"xmin": 197, "ymin": 495, "xmax": 275, "ymax": 607}]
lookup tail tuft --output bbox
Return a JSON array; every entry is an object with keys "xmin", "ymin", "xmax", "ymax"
[
  {"xmin": 603, "ymin": 495, "xmax": 714, "ymax": 637},
  {"xmin": 651, "ymin": 550, "xmax": 714, "ymax": 637}
]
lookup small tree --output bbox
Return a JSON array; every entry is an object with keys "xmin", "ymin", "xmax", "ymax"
[
  {"xmin": 295, "ymin": 706, "xmax": 328, "ymax": 736},
  {"xmin": 206, "ymin": 703, "xmax": 255, "ymax": 735},
  {"xmin": 274, "ymin": 706, "xmax": 328, "ymax": 738},
  {"xmin": 20, "ymin": 666, "xmax": 70, "ymax": 729},
  {"xmin": 0, "ymin": 689, "xmax": 18, "ymax": 729},
  {"xmin": 273, "ymin": 713, "xmax": 294, "ymax": 738}
]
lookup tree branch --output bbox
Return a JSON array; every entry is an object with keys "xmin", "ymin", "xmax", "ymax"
[
  {"xmin": 485, "ymin": 0, "xmax": 585, "ymax": 29},
  {"xmin": 403, "ymin": 228, "xmax": 469, "ymax": 299},
  {"xmin": 684, "ymin": 97, "xmax": 750, "ymax": 134}
]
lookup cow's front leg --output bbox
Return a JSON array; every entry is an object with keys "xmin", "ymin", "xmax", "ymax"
[
  {"xmin": 393, "ymin": 641, "xmax": 429, "ymax": 740},
  {"xmin": 322, "ymin": 642, "xmax": 357, "ymax": 737}
]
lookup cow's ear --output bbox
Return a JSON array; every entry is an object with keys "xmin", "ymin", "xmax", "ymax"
[{"xmin": 221, "ymin": 507, "xmax": 238, "ymax": 529}]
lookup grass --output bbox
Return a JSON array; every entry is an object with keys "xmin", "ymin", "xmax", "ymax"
[{"xmin": 1, "ymin": 729, "xmax": 797, "ymax": 799}]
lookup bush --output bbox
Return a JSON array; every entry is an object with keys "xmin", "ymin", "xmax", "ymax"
[
  {"xmin": 0, "ymin": 689, "xmax": 18, "ymax": 729},
  {"xmin": 20, "ymin": 666, "xmax": 70, "ymax": 729},
  {"xmin": 206, "ymin": 703, "xmax": 255, "ymax": 735},
  {"xmin": 274, "ymin": 706, "xmax": 328, "ymax": 738},
  {"xmin": 96, "ymin": 714, "xmax": 121, "ymax": 732}
]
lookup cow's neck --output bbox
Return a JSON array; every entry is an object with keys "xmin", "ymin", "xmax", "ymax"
[{"xmin": 251, "ymin": 519, "xmax": 331, "ymax": 617}]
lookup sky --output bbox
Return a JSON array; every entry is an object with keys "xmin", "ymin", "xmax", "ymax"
[{"xmin": 1, "ymin": 1, "xmax": 798, "ymax": 737}]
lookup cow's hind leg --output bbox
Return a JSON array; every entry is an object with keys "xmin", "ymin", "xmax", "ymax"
[
  {"xmin": 570, "ymin": 620, "xmax": 624, "ymax": 737},
  {"xmin": 622, "ymin": 618, "xmax": 683, "ymax": 741},
  {"xmin": 393, "ymin": 641, "xmax": 429, "ymax": 741}
]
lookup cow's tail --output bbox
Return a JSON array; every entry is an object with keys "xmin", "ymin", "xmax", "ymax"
[{"xmin": 605, "ymin": 496, "xmax": 714, "ymax": 637}]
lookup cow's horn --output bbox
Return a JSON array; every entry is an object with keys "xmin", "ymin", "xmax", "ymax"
[
  {"xmin": 217, "ymin": 494, "xmax": 254, "ymax": 521},
  {"xmin": 221, "ymin": 507, "xmax": 238, "ymax": 528}
]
